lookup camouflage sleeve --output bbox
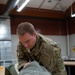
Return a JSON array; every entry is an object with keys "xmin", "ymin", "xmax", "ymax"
[
  {"xmin": 17, "ymin": 42, "xmax": 27, "ymax": 69},
  {"xmin": 52, "ymin": 46, "xmax": 67, "ymax": 75}
]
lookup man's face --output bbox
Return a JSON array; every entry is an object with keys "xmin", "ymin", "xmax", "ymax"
[{"xmin": 18, "ymin": 32, "xmax": 36, "ymax": 49}]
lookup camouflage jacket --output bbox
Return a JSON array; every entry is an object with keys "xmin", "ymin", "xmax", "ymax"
[{"xmin": 17, "ymin": 33, "xmax": 67, "ymax": 75}]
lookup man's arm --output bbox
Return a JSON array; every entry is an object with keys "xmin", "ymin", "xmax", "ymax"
[
  {"xmin": 17, "ymin": 42, "xmax": 28, "ymax": 70},
  {"xmin": 52, "ymin": 46, "xmax": 67, "ymax": 75}
]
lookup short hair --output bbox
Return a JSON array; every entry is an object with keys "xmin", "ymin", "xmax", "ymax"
[{"xmin": 16, "ymin": 22, "xmax": 35, "ymax": 35}]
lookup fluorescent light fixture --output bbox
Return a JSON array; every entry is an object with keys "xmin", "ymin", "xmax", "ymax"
[
  {"xmin": 17, "ymin": 0, "xmax": 30, "ymax": 12},
  {"xmin": 70, "ymin": 0, "xmax": 75, "ymax": 17},
  {"xmin": 71, "ymin": 13, "xmax": 75, "ymax": 17}
]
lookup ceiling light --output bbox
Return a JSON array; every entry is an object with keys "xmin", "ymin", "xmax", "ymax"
[
  {"xmin": 71, "ymin": 4, "xmax": 75, "ymax": 17},
  {"xmin": 17, "ymin": 0, "xmax": 30, "ymax": 12},
  {"xmin": 71, "ymin": 0, "xmax": 75, "ymax": 17},
  {"xmin": 71, "ymin": 13, "xmax": 75, "ymax": 17}
]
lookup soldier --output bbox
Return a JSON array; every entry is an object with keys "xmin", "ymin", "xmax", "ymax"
[{"xmin": 16, "ymin": 22, "xmax": 67, "ymax": 75}]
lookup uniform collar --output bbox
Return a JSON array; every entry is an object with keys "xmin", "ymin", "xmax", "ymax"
[{"xmin": 30, "ymin": 33, "xmax": 42, "ymax": 56}]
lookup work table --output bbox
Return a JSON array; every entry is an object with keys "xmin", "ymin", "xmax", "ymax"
[
  {"xmin": 64, "ymin": 60, "xmax": 75, "ymax": 75},
  {"xmin": 64, "ymin": 60, "xmax": 75, "ymax": 66}
]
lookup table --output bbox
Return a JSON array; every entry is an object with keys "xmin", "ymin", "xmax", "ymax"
[
  {"xmin": 64, "ymin": 61, "xmax": 75, "ymax": 66},
  {"xmin": 64, "ymin": 61, "xmax": 75, "ymax": 75}
]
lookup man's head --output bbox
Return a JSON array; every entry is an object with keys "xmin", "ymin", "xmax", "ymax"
[{"xmin": 17, "ymin": 22, "xmax": 37, "ymax": 49}]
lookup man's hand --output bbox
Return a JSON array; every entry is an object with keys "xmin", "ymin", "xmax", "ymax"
[{"xmin": 24, "ymin": 62, "xmax": 30, "ymax": 68}]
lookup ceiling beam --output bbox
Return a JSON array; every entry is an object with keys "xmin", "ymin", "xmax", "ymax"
[
  {"xmin": 11, "ymin": 7, "xmax": 65, "ymax": 19},
  {"xmin": 0, "ymin": 4, "xmax": 5, "ymax": 15},
  {"xmin": 1, "ymin": 0, "xmax": 18, "ymax": 16},
  {"xmin": 38, "ymin": 0, "xmax": 45, "ymax": 9}
]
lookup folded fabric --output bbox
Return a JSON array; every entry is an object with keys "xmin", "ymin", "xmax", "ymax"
[{"xmin": 19, "ymin": 60, "xmax": 51, "ymax": 75}]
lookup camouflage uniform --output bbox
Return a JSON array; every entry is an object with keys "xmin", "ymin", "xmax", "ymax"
[{"xmin": 17, "ymin": 33, "xmax": 67, "ymax": 75}]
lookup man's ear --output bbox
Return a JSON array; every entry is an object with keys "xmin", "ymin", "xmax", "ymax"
[{"xmin": 33, "ymin": 32, "xmax": 36, "ymax": 37}]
